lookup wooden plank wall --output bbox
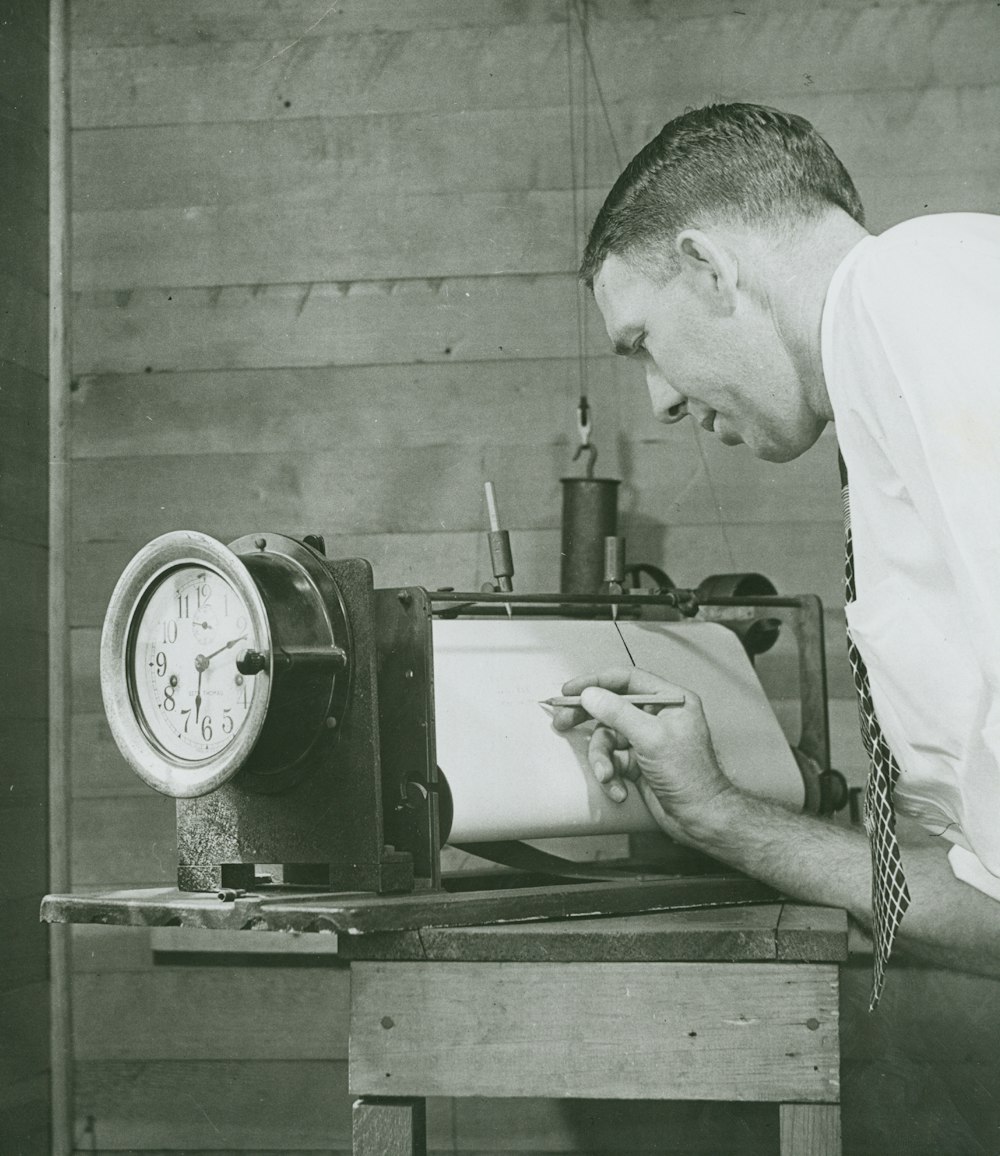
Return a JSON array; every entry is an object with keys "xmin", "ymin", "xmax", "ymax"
[
  {"xmin": 0, "ymin": 1, "xmax": 51, "ymax": 1152},
  {"xmin": 66, "ymin": 2, "xmax": 1000, "ymax": 1153}
]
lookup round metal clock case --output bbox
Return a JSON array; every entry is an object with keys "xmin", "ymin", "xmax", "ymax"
[{"xmin": 102, "ymin": 531, "xmax": 273, "ymax": 797}]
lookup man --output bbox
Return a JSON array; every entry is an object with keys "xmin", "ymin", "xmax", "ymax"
[{"xmin": 553, "ymin": 102, "xmax": 1000, "ymax": 999}]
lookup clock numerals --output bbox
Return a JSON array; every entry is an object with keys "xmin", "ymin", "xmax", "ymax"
[{"xmin": 135, "ymin": 567, "xmax": 260, "ymax": 760}]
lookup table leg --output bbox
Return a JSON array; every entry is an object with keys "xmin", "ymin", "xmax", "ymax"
[
  {"xmin": 779, "ymin": 1103, "xmax": 841, "ymax": 1156},
  {"xmin": 353, "ymin": 1096, "xmax": 427, "ymax": 1156}
]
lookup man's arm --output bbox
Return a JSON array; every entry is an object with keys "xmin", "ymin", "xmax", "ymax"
[
  {"xmin": 683, "ymin": 789, "xmax": 1000, "ymax": 978},
  {"xmin": 553, "ymin": 668, "xmax": 1000, "ymax": 980}
]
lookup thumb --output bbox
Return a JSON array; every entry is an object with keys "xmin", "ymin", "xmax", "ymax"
[{"xmin": 579, "ymin": 686, "xmax": 665, "ymax": 756}]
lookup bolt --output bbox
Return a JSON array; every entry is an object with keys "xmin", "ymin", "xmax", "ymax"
[
  {"xmin": 325, "ymin": 716, "xmax": 338, "ymax": 729},
  {"xmin": 397, "ymin": 590, "xmax": 412, "ymax": 607}
]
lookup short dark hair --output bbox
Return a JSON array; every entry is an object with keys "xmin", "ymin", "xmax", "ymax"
[{"xmin": 579, "ymin": 103, "xmax": 864, "ymax": 287}]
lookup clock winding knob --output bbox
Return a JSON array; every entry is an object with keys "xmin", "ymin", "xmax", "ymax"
[{"xmin": 236, "ymin": 648, "xmax": 269, "ymax": 676}]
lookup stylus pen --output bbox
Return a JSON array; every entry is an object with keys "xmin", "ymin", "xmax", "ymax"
[{"xmin": 539, "ymin": 693, "xmax": 686, "ymax": 708}]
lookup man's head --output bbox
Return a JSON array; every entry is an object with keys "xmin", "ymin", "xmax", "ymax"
[
  {"xmin": 582, "ymin": 104, "xmax": 867, "ymax": 462},
  {"xmin": 580, "ymin": 103, "xmax": 864, "ymax": 289}
]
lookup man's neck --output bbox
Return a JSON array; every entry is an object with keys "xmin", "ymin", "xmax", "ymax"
[{"xmin": 757, "ymin": 212, "xmax": 870, "ymax": 422}]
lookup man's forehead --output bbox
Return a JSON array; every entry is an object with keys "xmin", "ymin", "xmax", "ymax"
[{"xmin": 593, "ymin": 254, "xmax": 649, "ymax": 337}]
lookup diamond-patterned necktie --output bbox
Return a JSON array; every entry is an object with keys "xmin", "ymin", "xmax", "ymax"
[{"xmin": 839, "ymin": 452, "xmax": 910, "ymax": 1010}]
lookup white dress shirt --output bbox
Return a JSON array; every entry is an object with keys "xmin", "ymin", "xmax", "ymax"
[{"xmin": 821, "ymin": 212, "xmax": 1000, "ymax": 900}]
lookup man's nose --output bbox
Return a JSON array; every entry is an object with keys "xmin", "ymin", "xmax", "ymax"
[{"xmin": 647, "ymin": 368, "xmax": 688, "ymax": 425}]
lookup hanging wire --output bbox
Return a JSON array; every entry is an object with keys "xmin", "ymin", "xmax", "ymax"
[
  {"xmin": 565, "ymin": 0, "xmax": 590, "ymax": 453},
  {"xmin": 569, "ymin": 1, "xmax": 737, "ymax": 567}
]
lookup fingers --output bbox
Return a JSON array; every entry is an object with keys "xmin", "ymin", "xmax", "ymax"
[
  {"xmin": 560, "ymin": 667, "xmax": 635, "ymax": 696},
  {"xmin": 551, "ymin": 666, "xmax": 679, "ymax": 732},
  {"xmin": 588, "ymin": 724, "xmax": 630, "ymax": 802},
  {"xmin": 578, "ymin": 685, "xmax": 674, "ymax": 759}
]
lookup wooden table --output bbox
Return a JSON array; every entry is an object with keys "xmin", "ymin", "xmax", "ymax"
[{"xmin": 341, "ymin": 902, "xmax": 847, "ymax": 1156}]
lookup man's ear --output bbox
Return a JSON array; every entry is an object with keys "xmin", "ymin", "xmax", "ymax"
[{"xmin": 674, "ymin": 229, "xmax": 739, "ymax": 314}]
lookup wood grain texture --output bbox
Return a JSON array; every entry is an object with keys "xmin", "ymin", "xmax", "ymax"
[
  {"xmin": 776, "ymin": 906, "xmax": 850, "ymax": 963},
  {"xmin": 70, "ymin": 794, "xmax": 176, "ymax": 886},
  {"xmin": 340, "ymin": 904, "xmax": 847, "ymax": 964},
  {"xmin": 69, "ymin": 361, "xmax": 601, "ymax": 457},
  {"xmin": 353, "ymin": 1098, "xmax": 426, "ymax": 1156},
  {"xmin": 70, "ymin": 0, "xmax": 566, "ymax": 49},
  {"xmin": 69, "ymin": 6, "xmax": 999, "ymax": 129},
  {"xmin": 779, "ymin": 1103, "xmax": 842, "ymax": 1156},
  {"xmin": 73, "ymin": 189, "xmax": 579, "ymax": 289},
  {"xmin": 69, "ymin": 1059, "xmax": 791, "ymax": 1152},
  {"xmin": 73, "ymin": 966, "xmax": 351, "ymax": 1060},
  {"xmin": 62, "ymin": 1, "xmax": 1000, "ymax": 1151},
  {"xmin": 350, "ymin": 960, "xmax": 841, "ymax": 1101},
  {"xmin": 74, "ymin": 1059, "xmax": 354, "ymax": 1151},
  {"xmin": 68, "ymin": 440, "xmax": 842, "ymax": 542},
  {"xmin": 71, "ymin": 275, "xmax": 596, "ymax": 374},
  {"xmin": 69, "ymin": 92, "xmax": 1000, "ymax": 287}
]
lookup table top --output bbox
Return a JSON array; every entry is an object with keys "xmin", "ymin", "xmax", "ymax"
[
  {"xmin": 337, "ymin": 902, "xmax": 848, "ymax": 962},
  {"xmin": 40, "ymin": 876, "xmax": 847, "ymax": 963}
]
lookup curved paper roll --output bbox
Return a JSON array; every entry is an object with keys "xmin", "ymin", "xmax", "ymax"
[{"xmin": 433, "ymin": 618, "xmax": 803, "ymax": 843}]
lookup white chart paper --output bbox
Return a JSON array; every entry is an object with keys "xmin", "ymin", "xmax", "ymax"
[{"xmin": 433, "ymin": 618, "xmax": 803, "ymax": 843}]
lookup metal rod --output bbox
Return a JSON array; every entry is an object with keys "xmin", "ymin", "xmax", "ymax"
[{"xmin": 430, "ymin": 590, "xmax": 812, "ymax": 609}]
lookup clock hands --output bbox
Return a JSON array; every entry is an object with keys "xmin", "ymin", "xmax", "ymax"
[
  {"xmin": 193, "ymin": 634, "xmax": 247, "ymax": 672},
  {"xmin": 192, "ymin": 634, "xmax": 248, "ymax": 722},
  {"xmin": 202, "ymin": 634, "xmax": 247, "ymax": 664}
]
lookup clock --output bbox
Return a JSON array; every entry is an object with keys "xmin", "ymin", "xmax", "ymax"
[{"xmin": 101, "ymin": 530, "xmax": 350, "ymax": 799}]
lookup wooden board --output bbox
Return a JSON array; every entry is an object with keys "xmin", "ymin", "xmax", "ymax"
[
  {"xmin": 70, "ymin": 795, "xmax": 176, "ymax": 887},
  {"xmin": 70, "ymin": 0, "xmax": 566, "ymax": 49},
  {"xmin": 70, "ymin": 1059, "xmax": 789, "ymax": 1153},
  {"xmin": 68, "ymin": 360, "xmax": 606, "ymax": 457},
  {"xmin": 74, "ymin": 1059, "xmax": 353, "ymax": 1151},
  {"xmin": 338, "ymin": 904, "xmax": 848, "ymax": 963},
  {"xmin": 70, "ymin": 275, "xmax": 599, "ymax": 375},
  {"xmin": 73, "ymin": 189, "xmax": 580, "ymax": 290},
  {"xmin": 73, "ymin": 967, "xmax": 351, "ymax": 1061},
  {"xmin": 68, "ymin": 443, "xmax": 842, "ymax": 542},
  {"xmin": 69, "ymin": 7, "xmax": 1000, "ymax": 129},
  {"xmin": 349, "ymin": 960, "xmax": 840, "ymax": 1101},
  {"xmin": 44, "ymin": 875, "xmax": 781, "ymax": 935}
]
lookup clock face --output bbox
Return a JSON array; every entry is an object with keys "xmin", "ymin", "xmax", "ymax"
[{"xmin": 129, "ymin": 564, "xmax": 262, "ymax": 762}]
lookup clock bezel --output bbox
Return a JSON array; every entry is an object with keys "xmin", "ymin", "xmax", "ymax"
[{"xmin": 101, "ymin": 530, "xmax": 273, "ymax": 798}]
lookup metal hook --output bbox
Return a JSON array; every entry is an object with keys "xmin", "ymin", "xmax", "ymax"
[{"xmin": 572, "ymin": 441, "xmax": 598, "ymax": 479}]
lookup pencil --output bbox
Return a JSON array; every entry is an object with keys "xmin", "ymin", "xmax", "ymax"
[{"xmin": 539, "ymin": 693, "xmax": 686, "ymax": 708}]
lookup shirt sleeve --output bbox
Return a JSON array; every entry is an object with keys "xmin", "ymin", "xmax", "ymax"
[{"xmin": 848, "ymin": 220, "xmax": 1000, "ymax": 877}]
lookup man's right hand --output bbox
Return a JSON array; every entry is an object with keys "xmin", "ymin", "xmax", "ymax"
[{"xmin": 550, "ymin": 665, "xmax": 736, "ymax": 844}]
